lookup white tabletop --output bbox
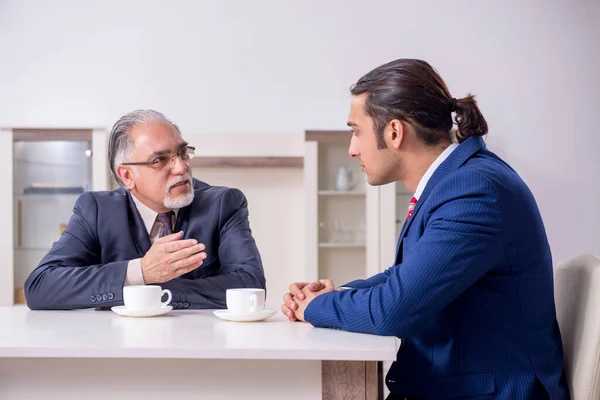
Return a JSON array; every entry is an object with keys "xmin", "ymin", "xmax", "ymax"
[{"xmin": 0, "ymin": 306, "xmax": 397, "ymax": 361}]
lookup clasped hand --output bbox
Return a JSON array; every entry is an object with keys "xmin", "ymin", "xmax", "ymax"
[{"xmin": 281, "ymin": 279, "xmax": 335, "ymax": 322}]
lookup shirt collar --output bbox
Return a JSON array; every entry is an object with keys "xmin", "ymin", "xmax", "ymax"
[
  {"xmin": 414, "ymin": 142, "xmax": 459, "ymax": 200},
  {"xmin": 130, "ymin": 194, "xmax": 178, "ymax": 235}
]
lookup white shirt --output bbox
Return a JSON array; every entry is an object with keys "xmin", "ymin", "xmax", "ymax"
[
  {"xmin": 413, "ymin": 142, "xmax": 458, "ymax": 201},
  {"xmin": 124, "ymin": 195, "xmax": 179, "ymax": 286}
]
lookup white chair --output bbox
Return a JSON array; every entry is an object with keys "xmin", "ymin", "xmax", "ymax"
[{"xmin": 554, "ymin": 254, "xmax": 600, "ymax": 400}]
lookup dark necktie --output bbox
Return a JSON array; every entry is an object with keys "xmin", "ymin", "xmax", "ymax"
[{"xmin": 157, "ymin": 211, "xmax": 175, "ymax": 237}]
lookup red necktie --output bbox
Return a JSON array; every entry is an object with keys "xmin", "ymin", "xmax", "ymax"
[{"xmin": 406, "ymin": 197, "xmax": 418, "ymax": 220}]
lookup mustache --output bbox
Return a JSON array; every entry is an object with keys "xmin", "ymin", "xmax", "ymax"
[{"xmin": 166, "ymin": 174, "xmax": 192, "ymax": 191}]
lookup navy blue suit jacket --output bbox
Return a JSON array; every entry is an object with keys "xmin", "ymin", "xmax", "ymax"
[
  {"xmin": 25, "ymin": 179, "xmax": 265, "ymax": 310},
  {"xmin": 305, "ymin": 137, "xmax": 569, "ymax": 399}
]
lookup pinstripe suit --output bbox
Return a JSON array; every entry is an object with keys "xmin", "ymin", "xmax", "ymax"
[{"xmin": 305, "ymin": 137, "xmax": 569, "ymax": 399}]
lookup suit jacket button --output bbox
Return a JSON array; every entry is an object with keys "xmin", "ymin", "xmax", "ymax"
[
  {"xmin": 90, "ymin": 295, "xmax": 96, "ymax": 303},
  {"xmin": 102, "ymin": 294, "xmax": 108, "ymax": 301},
  {"xmin": 96, "ymin": 295, "xmax": 103, "ymax": 302},
  {"xmin": 108, "ymin": 293, "xmax": 114, "ymax": 300},
  {"xmin": 183, "ymin": 302, "xmax": 190, "ymax": 308},
  {"xmin": 177, "ymin": 302, "xmax": 184, "ymax": 308},
  {"xmin": 171, "ymin": 302, "xmax": 177, "ymax": 309}
]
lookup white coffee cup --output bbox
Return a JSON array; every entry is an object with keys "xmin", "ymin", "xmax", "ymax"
[
  {"xmin": 123, "ymin": 285, "xmax": 172, "ymax": 311},
  {"xmin": 226, "ymin": 288, "xmax": 265, "ymax": 315}
]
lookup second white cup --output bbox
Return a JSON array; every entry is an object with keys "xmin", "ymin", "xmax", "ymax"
[{"xmin": 226, "ymin": 288, "xmax": 265, "ymax": 315}]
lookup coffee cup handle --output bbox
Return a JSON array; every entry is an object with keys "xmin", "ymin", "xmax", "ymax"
[{"xmin": 161, "ymin": 289, "xmax": 172, "ymax": 307}]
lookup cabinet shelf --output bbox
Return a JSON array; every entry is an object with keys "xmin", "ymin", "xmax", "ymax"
[{"xmin": 318, "ymin": 242, "xmax": 366, "ymax": 248}]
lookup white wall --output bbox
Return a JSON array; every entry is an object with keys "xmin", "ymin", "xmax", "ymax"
[{"xmin": 0, "ymin": 0, "xmax": 598, "ymax": 262}]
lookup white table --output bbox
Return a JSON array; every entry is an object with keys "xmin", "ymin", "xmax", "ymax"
[{"xmin": 0, "ymin": 306, "xmax": 397, "ymax": 400}]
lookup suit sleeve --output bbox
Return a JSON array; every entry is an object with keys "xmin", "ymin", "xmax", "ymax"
[
  {"xmin": 305, "ymin": 171, "xmax": 503, "ymax": 337},
  {"xmin": 160, "ymin": 188, "xmax": 265, "ymax": 308},
  {"xmin": 24, "ymin": 192, "xmax": 128, "ymax": 310},
  {"xmin": 343, "ymin": 269, "xmax": 392, "ymax": 289}
]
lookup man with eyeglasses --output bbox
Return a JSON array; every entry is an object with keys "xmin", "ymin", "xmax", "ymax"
[{"xmin": 24, "ymin": 109, "xmax": 266, "ymax": 310}]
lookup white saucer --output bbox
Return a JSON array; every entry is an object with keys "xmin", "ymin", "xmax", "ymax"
[
  {"xmin": 111, "ymin": 305, "xmax": 173, "ymax": 318},
  {"xmin": 213, "ymin": 309, "xmax": 277, "ymax": 322}
]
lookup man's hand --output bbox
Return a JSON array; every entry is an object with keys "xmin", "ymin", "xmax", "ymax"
[
  {"xmin": 291, "ymin": 283, "xmax": 335, "ymax": 322},
  {"xmin": 281, "ymin": 280, "xmax": 334, "ymax": 322},
  {"xmin": 141, "ymin": 231, "xmax": 207, "ymax": 284}
]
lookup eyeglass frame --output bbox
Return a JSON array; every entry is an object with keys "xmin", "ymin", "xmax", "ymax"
[{"xmin": 121, "ymin": 145, "xmax": 196, "ymax": 169}]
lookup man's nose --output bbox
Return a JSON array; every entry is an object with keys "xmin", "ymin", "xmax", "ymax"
[
  {"xmin": 348, "ymin": 136, "xmax": 359, "ymax": 158},
  {"xmin": 170, "ymin": 154, "xmax": 187, "ymax": 174}
]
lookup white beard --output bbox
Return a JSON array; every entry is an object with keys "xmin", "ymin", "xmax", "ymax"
[{"xmin": 163, "ymin": 174, "xmax": 194, "ymax": 209}]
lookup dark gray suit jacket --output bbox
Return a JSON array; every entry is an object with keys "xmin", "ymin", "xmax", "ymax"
[{"xmin": 24, "ymin": 179, "xmax": 265, "ymax": 310}]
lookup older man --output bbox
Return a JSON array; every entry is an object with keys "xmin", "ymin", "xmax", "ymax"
[{"xmin": 25, "ymin": 109, "xmax": 265, "ymax": 310}]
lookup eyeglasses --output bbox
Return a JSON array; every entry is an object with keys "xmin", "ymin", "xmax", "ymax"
[{"xmin": 122, "ymin": 146, "xmax": 196, "ymax": 170}]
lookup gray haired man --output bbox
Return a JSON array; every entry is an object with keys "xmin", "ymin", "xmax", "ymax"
[{"xmin": 25, "ymin": 109, "xmax": 265, "ymax": 310}]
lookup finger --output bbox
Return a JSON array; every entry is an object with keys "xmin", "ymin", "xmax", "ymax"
[
  {"xmin": 320, "ymin": 279, "xmax": 335, "ymax": 290},
  {"xmin": 281, "ymin": 304, "xmax": 297, "ymax": 322},
  {"xmin": 288, "ymin": 282, "xmax": 304, "ymax": 292},
  {"xmin": 170, "ymin": 243, "xmax": 205, "ymax": 261},
  {"xmin": 301, "ymin": 286, "xmax": 314, "ymax": 297},
  {"xmin": 307, "ymin": 281, "xmax": 323, "ymax": 291},
  {"xmin": 163, "ymin": 238, "xmax": 198, "ymax": 253},
  {"xmin": 170, "ymin": 263, "xmax": 200, "ymax": 280},
  {"xmin": 289, "ymin": 282, "xmax": 306, "ymax": 300},
  {"xmin": 281, "ymin": 303, "xmax": 293, "ymax": 319},
  {"xmin": 283, "ymin": 292, "xmax": 297, "ymax": 310},
  {"xmin": 155, "ymin": 230, "xmax": 184, "ymax": 244},
  {"xmin": 171, "ymin": 252, "xmax": 206, "ymax": 275}
]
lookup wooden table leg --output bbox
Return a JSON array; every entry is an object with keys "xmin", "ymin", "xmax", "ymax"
[{"xmin": 322, "ymin": 360, "xmax": 383, "ymax": 400}]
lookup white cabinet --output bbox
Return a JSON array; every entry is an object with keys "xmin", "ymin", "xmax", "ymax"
[
  {"xmin": 304, "ymin": 131, "xmax": 413, "ymax": 285},
  {"xmin": 0, "ymin": 128, "xmax": 109, "ymax": 306}
]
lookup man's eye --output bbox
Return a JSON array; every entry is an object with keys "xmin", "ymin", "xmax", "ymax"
[{"xmin": 152, "ymin": 157, "xmax": 167, "ymax": 165}]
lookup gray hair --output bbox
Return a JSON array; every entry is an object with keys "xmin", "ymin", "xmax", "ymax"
[{"xmin": 108, "ymin": 109, "xmax": 181, "ymax": 187}]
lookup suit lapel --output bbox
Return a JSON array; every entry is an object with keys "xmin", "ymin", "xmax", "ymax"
[
  {"xmin": 174, "ymin": 205, "xmax": 190, "ymax": 236},
  {"xmin": 127, "ymin": 192, "xmax": 152, "ymax": 256},
  {"xmin": 173, "ymin": 178, "xmax": 198, "ymax": 236},
  {"xmin": 394, "ymin": 137, "xmax": 487, "ymax": 260}
]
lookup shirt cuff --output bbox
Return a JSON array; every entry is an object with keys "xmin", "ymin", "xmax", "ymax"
[
  {"xmin": 336, "ymin": 286, "xmax": 351, "ymax": 291},
  {"xmin": 124, "ymin": 258, "xmax": 145, "ymax": 286}
]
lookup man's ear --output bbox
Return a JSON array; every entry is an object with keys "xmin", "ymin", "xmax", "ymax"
[
  {"xmin": 387, "ymin": 119, "xmax": 405, "ymax": 150},
  {"xmin": 116, "ymin": 165, "xmax": 135, "ymax": 189}
]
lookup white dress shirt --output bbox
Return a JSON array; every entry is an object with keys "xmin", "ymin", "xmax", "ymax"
[
  {"xmin": 124, "ymin": 195, "xmax": 178, "ymax": 286},
  {"xmin": 413, "ymin": 142, "xmax": 458, "ymax": 201}
]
